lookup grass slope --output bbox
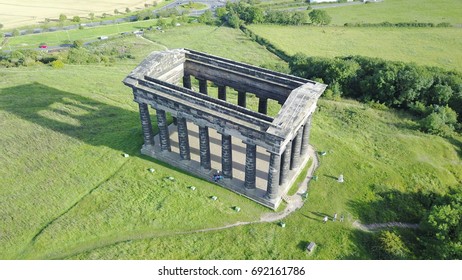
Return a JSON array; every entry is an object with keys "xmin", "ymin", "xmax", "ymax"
[
  {"xmin": 326, "ymin": 0, "xmax": 462, "ymax": 26},
  {"xmin": 248, "ymin": 25, "xmax": 462, "ymax": 72},
  {"xmin": 1, "ymin": 26, "xmax": 461, "ymax": 260},
  {"xmin": 0, "ymin": 26, "xmax": 283, "ymax": 260},
  {"xmin": 68, "ymin": 99, "xmax": 462, "ymax": 260}
]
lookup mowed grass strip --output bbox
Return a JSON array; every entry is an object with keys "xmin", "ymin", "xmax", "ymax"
[{"xmin": 248, "ymin": 25, "xmax": 462, "ymax": 72}]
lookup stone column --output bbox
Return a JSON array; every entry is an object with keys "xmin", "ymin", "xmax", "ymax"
[
  {"xmin": 258, "ymin": 97, "xmax": 268, "ymax": 115},
  {"xmin": 177, "ymin": 117, "xmax": 190, "ymax": 160},
  {"xmin": 244, "ymin": 143, "xmax": 257, "ymax": 189},
  {"xmin": 183, "ymin": 75, "xmax": 192, "ymax": 89},
  {"xmin": 280, "ymin": 141, "xmax": 292, "ymax": 185},
  {"xmin": 221, "ymin": 134, "xmax": 233, "ymax": 179},
  {"xmin": 198, "ymin": 126, "xmax": 211, "ymax": 170},
  {"xmin": 300, "ymin": 115, "xmax": 312, "ymax": 157},
  {"xmin": 198, "ymin": 78, "xmax": 208, "ymax": 95},
  {"xmin": 291, "ymin": 129, "xmax": 303, "ymax": 169},
  {"xmin": 178, "ymin": 75, "xmax": 192, "ymax": 127},
  {"xmin": 218, "ymin": 85, "xmax": 227, "ymax": 101},
  {"xmin": 156, "ymin": 109, "xmax": 171, "ymax": 152},
  {"xmin": 266, "ymin": 153, "xmax": 281, "ymax": 199},
  {"xmin": 138, "ymin": 102, "xmax": 155, "ymax": 147},
  {"xmin": 238, "ymin": 91, "xmax": 246, "ymax": 108}
]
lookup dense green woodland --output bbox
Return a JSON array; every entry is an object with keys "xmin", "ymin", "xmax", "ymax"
[{"xmin": 289, "ymin": 55, "xmax": 462, "ymax": 137}]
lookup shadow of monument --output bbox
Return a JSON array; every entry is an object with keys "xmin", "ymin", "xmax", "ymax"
[
  {"xmin": 1, "ymin": 82, "xmax": 144, "ymax": 154},
  {"xmin": 0, "ymin": 82, "xmax": 268, "ymax": 184}
]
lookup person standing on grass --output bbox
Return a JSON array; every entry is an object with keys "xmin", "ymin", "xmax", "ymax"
[
  {"xmin": 323, "ymin": 216, "xmax": 328, "ymax": 223},
  {"xmin": 333, "ymin": 213, "xmax": 338, "ymax": 222}
]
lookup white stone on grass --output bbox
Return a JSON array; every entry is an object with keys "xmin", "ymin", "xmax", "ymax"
[
  {"xmin": 123, "ymin": 153, "xmax": 129, "ymax": 158},
  {"xmin": 279, "ymin": 222, "xmax": 286, "ymax": 228},
  {"xmin": 189, "ymin": 186, "xmax": 196, "ymax": 191},
  {"xmin": 148, "ymin": 168, "xmax": 155, "ymax": 173},
  {"xmin": 234, "ymin": 206, "xmax": 241, "ymax": 212},
  {"xmin": 211, "ymin": 196, "xmax": 218, "ymax": 201},
  {"xmin": 338, "ymin": 174, "xmax": 344, "ymax": 183}
]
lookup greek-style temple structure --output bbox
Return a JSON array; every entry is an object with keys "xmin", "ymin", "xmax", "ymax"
[{"xmin": 123, "ymin": 49, "xmax": 325, "ymax": 209}]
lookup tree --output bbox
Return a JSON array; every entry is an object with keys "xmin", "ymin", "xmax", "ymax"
[
  {"xmin": 72, "ymin": 39, "xmax": 84, "ymax": 49},
  {"xmin": 59, "ymin": 14, "xmax": 67, "ymax": 22},
  {"xmin": 114, "ymin": 9, "xmax": 119, "ymax": 14},
  {"xmin": 420, "ymin": 106, "xmax": 458, "ymax": 136},
  {"xmin": 0, "ymin": 23, "xmax": 3, "ymax": 30},
  {"xmin": 420, "ymin": 189, "xmax": 462, "ymax": 259},
  {"xmin": 249, "ymin": 7, "xmax": 264, "ymax": 24},
  {"xmin": 198, "ymin": 10, "xmax": 214, "ymax": 25},
  {"xmin": 228, "ymin": 12, "xmax": 242, "ymax": 28},
  {"xmin": 215, "ymin": 7, "xmax": 227, "ymax": 21},
  {"xmin": 158, "ymin": 18, "xmax": 167, "ymax": 28},
  {"xmin": 125, "ymin": 7, "xmax": 131, "ymax": 13},
  {"xmin": 12, "ymin": 29, "xmax": 20, "ymax": 37},
  {"xmin": 89, "ymin": 13, "xmax": 95, "ymax": 20},
  {"xmin": 72, "ymin": 16, "xmax": 81, "ymax": 23},
  {"xmin": 378, "ymin": 231, "xmax": 411, "ymax": 259},
  {"xmin": 309, "ymin": 9, "xmax": 331, "ymax": 25}
]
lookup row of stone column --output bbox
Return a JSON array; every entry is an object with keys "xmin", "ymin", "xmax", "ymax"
[
  {"xmin": 265, "ymin": 115, "xmax": 312, "ymax": 199},
  {"xmin": 183, "ymin": 74, "xmax": 269, "ymax": 115},
  {"xmin": 137, "ymin": 88, "xmax": 312, "ymax": 201},
  {"xmin": 282, "ymin": 116, "xmax": 312, "ymax": 184},
  {"xmin": 138, "ymin": 100, "xmax": 233, "ymax": 174}
]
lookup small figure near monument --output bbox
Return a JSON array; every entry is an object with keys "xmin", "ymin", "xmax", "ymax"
[
  {"xmin": 333, "ymin": 213, "xmax": 338, "ymax": 222},
  {"xmin": 340, "ymin": 214, "xmax": 344, "ymax": 222},
  {"xmin": 323, "ymin": 216, "xmax": 328, "ymax": 223},
  {"xmin": 338, "ymin": 174, "xmax": 344, "ymax": 183},
  {"xmin": 212, "ymin": 172, "xmax": 223, "ymax": 182}
]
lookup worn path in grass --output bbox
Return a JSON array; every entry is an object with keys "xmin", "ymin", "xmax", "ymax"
[{"xmin": 352, "ymin": 221, "xmax": 419, "ymax": 232}]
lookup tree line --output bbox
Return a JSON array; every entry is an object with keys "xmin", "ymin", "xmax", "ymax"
[
  {"xmin": 204, "ymin": 1, "xmax": 331, "ymax": 28},
  {"xmin": 289, "ymin": 54, "xmax": 462, "ymax": 136}
]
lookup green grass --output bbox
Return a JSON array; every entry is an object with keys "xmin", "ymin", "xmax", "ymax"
[
  {"xmin": 180, "ymin": 3, "xmax": 208, "ymax": 10},
  {"xmin": 287, "ymin": 158, "xmax": 312, "ymax": 196},
  {"xmin": 4, "ymin": 19, "xmax": 166, "ymax": 49},
  {"xmin": 0, "ymin": 25, "xmax": 286, "ymax": 260},
  {"xmin": 1, "ymin": 25, "xmax": 461, "ymax": 260},
  {"xmin": 66, "ymin": 99, "xmax": 462, "ymax": 260},
  {"xmin": 144, "ymin": 24, "xmax": 286, "ymax": 67},
  {"xmin": 326, "ymin": 0, "xmax": 462, "ymax": 25},
  {"xmin": 248, "ymin": 24, "xmax": 462, "ymax": 72}
]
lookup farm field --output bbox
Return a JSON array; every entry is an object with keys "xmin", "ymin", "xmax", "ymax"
[
  {"xmin": 325, "ymin": 0, "xmax": 462, "ymax": 26},
  {"xmin": 248, "ymin": 25, "xmax": 462, "ymax": 73},
  {"xmin": 0, "ymin": 0, "xmax": 155, "ymax": 29},
  {"xmin": 1, "ymin": 25, "xmax": 461, "ymax": 259}
]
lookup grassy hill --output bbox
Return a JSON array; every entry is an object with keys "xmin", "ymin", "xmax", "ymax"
[{"xmin": 1, "ymin": 25, "xmax": 461, "ymax": 259}]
